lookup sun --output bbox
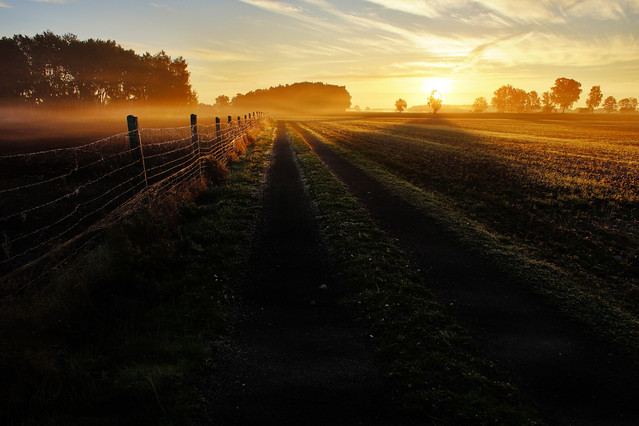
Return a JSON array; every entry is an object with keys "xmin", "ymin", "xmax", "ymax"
[{"xmin": 422, "ymin": 77, "xmax": 453, "ymax": 100}]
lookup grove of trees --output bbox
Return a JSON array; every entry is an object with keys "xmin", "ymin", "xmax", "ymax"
[
  {"xmin": 0, "ymin": 31, "xmax": 197, "ymax": 108},
  {"xmin": 230, "ymin": 82, "xmax": 351, "ymax": 114},
  {"xmin": 486, "ymin": 78, "xmax": 636, "ymax": 114},
  {"xmin": 491, "ymin": 85, "xmax": 541, "ymax": 112}
]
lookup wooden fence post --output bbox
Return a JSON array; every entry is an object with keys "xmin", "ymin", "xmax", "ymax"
[
  {"xmin": 215, "ymin": 117, "xmax": 222, "ymax": 159},
  {"xmin": 190, "ymin": 114, "xmax": 202, "ymax": 180},
  {"xmin": 227, "ymin": 116, "xmax": 233, "ymax": 160},
  {"xmin": 127, "ymin": 115, "xmax": 149, "ymax": 190}
]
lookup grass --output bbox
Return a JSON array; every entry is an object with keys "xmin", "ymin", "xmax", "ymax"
[
  {"xmin": 296, "ymin": 120, "xmax": 639, "ymax": 363},
  {"xmin": 287, "ymin": 124, "xmax": 541, "ymax": 425},
  {"xmin": 0, "ymin": 122, "xmax": 274, "ymax": 425}
]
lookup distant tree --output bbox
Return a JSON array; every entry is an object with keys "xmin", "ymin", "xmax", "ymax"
[
  {"xmin": 550, "ymin": 77, "xmax": 582, "ymax": 113},
  {"xmin": 527, "ymin": 91, "xmax": 541, "ymax": 111},
  {"xmin": 214, "ymin": 95, "xmax": 230, "ymax": 111},
  {"xmin": 541, "ymin": 91, "xmax": 556, "ymax": 113},
  {"xmin": 365, "ymin": 106, "xmax": 371, "ymax": 111},
  {"xmin": 602, "ymin": 96, "xmax": 617, "ymax": 113},
  {"xmin": 353, "ymin": 104, "xmax": 361, "ymax": 111},
  {"xmin": 585, "ymin": 86, "xmax": 603, "ymax": 112},
  {"xmin": 427, "ymin": 90, "xmax": 442, "ymax": 113},
  {"xmin": 618, "ymin": 97, "xmax": 638, "ymax": 113},
  {"xmin": 472, "ymin": 96, "xmax": 488, "ymax": 113},
  {"xmin": 395, "ymin": 98, "xmax": 407, "ymax": 112},
  {"xmin": 491, "ymin": 85, "xmax": 512, "ymax": 112}
]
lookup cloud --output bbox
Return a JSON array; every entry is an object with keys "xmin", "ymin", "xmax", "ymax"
[
  {"xmin": 0, "ymin": 1, "xmax": 12, "ymax": 7},
  {"xmin": 186, "ymin": 48, "xmax": 261, "ymax": 63},
  {"xmin": 31, "ymin": 0, "xmax": 71, "ymax": 3},
  {"xmin": 149, "ymin": 2, "xmax": 174, "ymax": 11},
  {"xmin": 363, "ymin": 0, "xmax": 639, "ymax": 24},
  {"xmin": 238, "ymin": 0, "xmax": 303, "ymax": 16},
  {"xmin": 362, "ymin": 0, "xmax": 440, "ymax": 18}
]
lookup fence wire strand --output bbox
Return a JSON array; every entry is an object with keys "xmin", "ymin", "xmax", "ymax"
[{"xmin": 1, "ymin": 112, "xmax": 267, "ymax": 291}]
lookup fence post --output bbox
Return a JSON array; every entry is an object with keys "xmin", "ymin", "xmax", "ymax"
[
  {"xmin": 127, "ymin": 115, "xmax": 149, "ymax": 190},
  {"xmin": 227, "ymin": 116, "xmax": 233, "ymax": 160},
  {"xmin": 190, "ymin": 114, "xmax": 202, "ymax": 180},
  {"xmin": 215, "ymin": 117, "xmax": 222, "ymax": 160}
]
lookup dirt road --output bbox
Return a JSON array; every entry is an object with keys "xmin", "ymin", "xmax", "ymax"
[{"xmin": 203, "ymin": 123, "xmax": 395, "ymax": 425}]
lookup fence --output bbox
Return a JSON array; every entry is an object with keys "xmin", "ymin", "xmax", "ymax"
[{"xmin": 0, "ymin": 112, "xmax": 267, "ymax": 290}]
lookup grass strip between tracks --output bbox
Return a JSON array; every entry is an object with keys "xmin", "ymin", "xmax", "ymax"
[{"xmin": 288, "ymin": 125, "xmax": 541, "ymax": 425}]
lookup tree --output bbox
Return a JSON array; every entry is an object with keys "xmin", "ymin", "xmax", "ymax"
[
  {"xmin": 550, "ymin": 77, "xmax": 582, "ymax": 113},
  {"xmin": 472, "ymin": 96, "xmax": 488, "ymax": 113},
  {"xmin": 214, "ymin": 95, "xmax": 230, "ymax": 111},
  {"xmin": 527, "ymin": 91, "xmax": 541, "ymax": 111},
  {"xmin": 353, "ymin": 104, "xmax": 361, "ymax": 111},
  {"xmin": 618, "ymin": 97, "xmax": 638, "ymax": 113},
  {"xmin": 541, "ymin": 91, "xmax": 556, "ymax": 113},
  {"xmin": 395, "ymin": 98, "xmax": 407, "ymax": 112},
  {"xmin": 491, "ymin": 85, "xmax": 512, "ymax": 113},
  {"xmin": 602, "ymin": 96, "xmax": 617, "ymax": 113},
  {"xmin": 427, "ymin": 90, "xmax": 442, "ymax": 113},
  {"xmin": 585, "ymin": 86, "xmax": 603, "ymax": 112}
]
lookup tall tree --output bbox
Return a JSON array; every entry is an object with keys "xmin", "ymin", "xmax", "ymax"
[
  {"xmin": 472, "ymin": 96, "xmax": 488, "ymax": 113},
  {"xmin": 395, "ymin": 98, "xmax": 407, "ymax": 112},
  {"xmin": 550, "ymin": 77, "xmax": 582, "ymax": 113},
  {"xmin": 527, "ymin": 91, "xmax": 541, "ymax": 111},
  {"xmin": 491, "ymin": 85, "xmax": 512, "ymax": 113},
  {"xmin": 427, "ymin": 90, "xmax": 442, "ymax": 113},
  {"xmin": 618, "ymin": 97, "xmax": 638, "ymax": 113},
  {"xmin": 541, "ymin": 91, "xmax": 556, "ymax": 113},
  {"xmin": 0, "ymin": 37, "xmax": 30, "ymax": 102},
  {"xmin": 602, "ymin": 96, "xmax": 617, "ymax": 113},
  {"xmin": 586, "ymin": 86, "xmax": 603, "ymax": 112}
]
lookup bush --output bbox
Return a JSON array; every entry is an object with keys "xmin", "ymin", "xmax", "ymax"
[{"xmin": 203, "ymin": 157, "xmax": 229, "ymax": 185}]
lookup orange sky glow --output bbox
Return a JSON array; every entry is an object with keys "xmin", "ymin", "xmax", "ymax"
[{"xmin": 1, "ymin": 0, "xmax": 638, "ymax": 109}]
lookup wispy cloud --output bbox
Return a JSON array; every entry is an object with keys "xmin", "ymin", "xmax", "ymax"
[
  {"xmin": 187, "ymin": 48, "xmax": 261, "ymax": 63},
  {"xmin": 0, "ymin": 1, "xmax": 12, "ymax": 7},
  {"xmin": 149, "ymin": 2, "xmax": 174, "ymax": 11},
  {"xmin": 31, "ymin": 0, "xmax": 71, "ymax": 3}
]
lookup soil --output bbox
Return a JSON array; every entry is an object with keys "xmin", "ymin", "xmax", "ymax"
[
  {"xmin": 290, "ymin": 123, "xmax": 639, "ymax": 425},
  {"xmin": 201, "ymin": 122, "xmax": 396, "ymax": 425}
]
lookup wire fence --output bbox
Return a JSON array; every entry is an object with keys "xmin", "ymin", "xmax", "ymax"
[{"xmin": 0, "ymin": 112, "xmax": 267, "ymax": 291}]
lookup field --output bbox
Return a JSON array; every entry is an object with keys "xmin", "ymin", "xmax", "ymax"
[
  {"xmin": 299, "ymin": 113, "xmax": 639, "ymax": 318},
  {"xmin": 3, "ymin": 112, "xmax": 639, "ymax": 424}
]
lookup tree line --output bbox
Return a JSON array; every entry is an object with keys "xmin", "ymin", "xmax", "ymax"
[
  {"xmin": 0, "ymin": 31, "xmax": 197, "ymax": 108},
  {"xmin": 473, "ymin": 78, "xmax": 637, "ymax": 114},
  {"xmin": 207, "ymin": 82, "xmax": 352, "ymax": 114}
]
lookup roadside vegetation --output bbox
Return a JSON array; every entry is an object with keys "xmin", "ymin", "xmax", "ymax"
[
  {"xmin": 287, "ymin": 124, "xmax": 541, "ymax": 424},
  {"xmin": 297, "ymin": 116, "xmax": 639, "ymax": 360},
  {"xmin": 0, "ymin": 124, "xmax": 274, "ymax": 425}
]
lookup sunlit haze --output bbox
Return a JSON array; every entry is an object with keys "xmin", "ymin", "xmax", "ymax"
[{"xmin": 1, "ymin": 0, "xmax": 638, "ymax": 108}]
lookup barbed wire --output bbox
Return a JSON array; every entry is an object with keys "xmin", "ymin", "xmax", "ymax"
[{"xmin": 0, "ymin": 112, "xmax": 268, "ymax": 293}]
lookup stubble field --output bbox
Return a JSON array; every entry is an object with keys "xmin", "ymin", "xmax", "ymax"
[{"xmin": 300, "ymin": 113, "xmax": 639, "ymax": 318}]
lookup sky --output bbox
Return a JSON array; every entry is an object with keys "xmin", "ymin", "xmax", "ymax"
[{"xmin": 1, "ymin": 0, "xmax": 638, "ymax": 109}]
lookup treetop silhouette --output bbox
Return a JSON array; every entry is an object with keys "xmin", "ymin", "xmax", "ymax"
[{"xmin": 0, "ymin": 31, "xmax": 197, "ymax": 108}]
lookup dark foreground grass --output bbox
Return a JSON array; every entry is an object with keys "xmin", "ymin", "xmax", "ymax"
[
  {"xmin": 287, "ymin": 126, "xmax": 541, "ymax": 425},
  {"xmin": 0, "ymin": 124, "xmax": 274, "ymax": 425}
]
